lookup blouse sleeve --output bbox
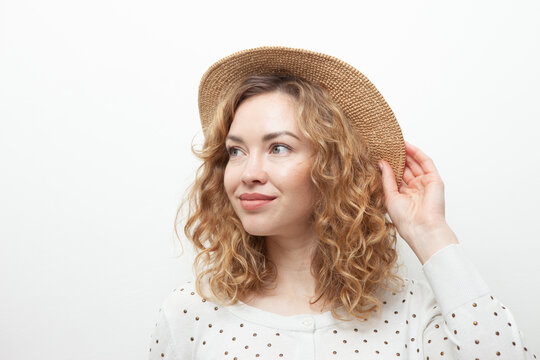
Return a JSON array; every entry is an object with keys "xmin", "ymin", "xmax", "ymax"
[
  {"xmin": 419, "ymin": 243, "xmax": 537, "ymax": 359},
  {"xmin": 148, "ymin": 299, "xmax": 178, "ymax": 360}
]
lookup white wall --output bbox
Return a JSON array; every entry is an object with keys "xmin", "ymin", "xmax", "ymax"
[{"xmin": 1, "ymin": 0, "xmax": 538, "ymax": 358}]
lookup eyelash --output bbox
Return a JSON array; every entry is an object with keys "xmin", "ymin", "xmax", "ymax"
[{"xmin": 226, "ymin": 143, "xmax": 291, "ymax": 157}]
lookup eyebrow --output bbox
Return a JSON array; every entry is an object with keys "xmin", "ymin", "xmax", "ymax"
[{"xmin": 225, "ymin": 131, "xmax": 300, "ymax": 144}]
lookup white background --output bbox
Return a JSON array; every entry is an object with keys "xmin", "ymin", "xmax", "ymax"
[{"xmin": 1, "ymin": 0, "xmax": 539, "ymax": 359}]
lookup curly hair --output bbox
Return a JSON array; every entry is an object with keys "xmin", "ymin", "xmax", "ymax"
[{"xmin": 174, "ymin": 72, "xmax": 405, "ymax": 322}]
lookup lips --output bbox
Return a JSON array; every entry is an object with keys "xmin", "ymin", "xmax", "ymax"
[
  {"xmin": 239, "ymin": 193, "xmax": 276, "ymax": 210},
  {"xmin": 239, "ymin": 193, "xmax": 277, "ymax": 200}
]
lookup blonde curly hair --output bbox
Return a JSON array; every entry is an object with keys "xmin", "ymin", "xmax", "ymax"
[{"xmin": 175, "ymin": 73, "xmax": 404, "ymax": 322}]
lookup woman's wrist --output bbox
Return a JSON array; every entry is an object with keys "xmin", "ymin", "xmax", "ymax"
[{"xmin": 409, "ymin": 223, "xmax": 460, "ymax": 265}]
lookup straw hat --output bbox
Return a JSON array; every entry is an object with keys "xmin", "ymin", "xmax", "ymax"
[{"xmin": 198, "ymin": 46, "xmax": 406, "ymax": 188}]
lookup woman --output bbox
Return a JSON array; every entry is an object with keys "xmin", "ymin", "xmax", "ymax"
[{"xmin": 149, "ymin": 47, "xmax": 536, "ymax": 359}]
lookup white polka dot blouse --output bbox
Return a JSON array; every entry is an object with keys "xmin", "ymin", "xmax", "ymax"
[{"xmin": 149, "ymin": 243, "xmax": 536, "ymax": 359}]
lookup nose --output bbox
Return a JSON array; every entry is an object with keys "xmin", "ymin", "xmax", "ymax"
[{"xmin": 241, "ymin": 153, "xmax": 268, "ymax": 185}]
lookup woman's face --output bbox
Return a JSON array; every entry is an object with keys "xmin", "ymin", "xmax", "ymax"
[{"xmin": 223, "ymin": 91, "xmax": 316, "ymax": 237}]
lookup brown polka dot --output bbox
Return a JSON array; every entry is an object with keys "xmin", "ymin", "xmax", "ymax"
[
  {"xmin": 202, "ymin": 299, "xmax": 206, "ymax": 302},
  {"xmin": 397, "ymin": 353, "xmax": 400, "ymax": 356},
  {"xmin": 240, "ymin": 323, "xmax": 244, "ymax": 327},
  {"xmin": 161, "ymin": 353, "xmax": 164, "ymax": 358},
  {"xmin": 363, "ymin": 339, "xmax": 368, "ymax": 343},
  {"xmin": 190, "ymin": 337, "xmax": 194, "ymax": 341},
  {"xmin": 495, "ymin": 331, "xmax": 500, "ymax": 335},
  {"xmin": 183, "ymin": 309, "xmax": 187, "ymax": 313},
  {"xmin": 333, "ymin": 330, "xmax": 337, "ymax": 334},
  {"xmin": 276, "ymin": 333, "xmax": 280, "ymax": 336},
  {"xmin": 454, "ymin": 330, "xmax": 457, "ymax": 335},
  {"xmin": 440, "ymin": 351, "xmax": 444, "ymax": 356},
  {"xmin": 267, "ymin": 343, "xmax": 272, "ymax": 347},
  {"xmin": 472, "ymin": 302, "xmax": 477, "ymax": 307},
  {"xmin": 232, "ymin": 337, "xmax": 236, "ymax": 341},
  {"xmin": 428, "ymin": 340, "xmax": 431, "ymax": 344},
  {"xmin": 496, "ymin": 351, "xmax": 501, "ymax": 356},
  {"xmin": 384, "ymin": 341, "xmax": 388, "ymax": 345},
  {"xmin": 156, "ymin": 340, "xmax": 159, "ymax": 344},
  {"xmin": 376, "ymin": 350, "xmax": 380, "ymax": 354},
  {"xmin": 355, "ymin": 350, "xmax": 359, "ymax": 353},
  {"xmin": 444, "ymin": 337, "xmax": 448, "ymax": 341},
  {"xmin": 373, "ymin": 329, "xmax": 378, "ymax": 333},
  {"xmin": 244, "ymin": 345, "xmax": 248, "ymax": 349},
  {"xmin": 333, "ymin": 351, "xmax": 337, "ymax": 354},
  {"xmin": 214, "ymin": 306, "xmax": 219, "ymax": 311},
  {"xmin": 195, "ymin": 316, "xmax": 199, "ymax": 321},
  {"xmin": 395, "ymin": 330, "xmax": 400, "ymax": 334},
  {"xmin": 435, "ymin": 324, "xmax": 439, "ymax": 329},
  {"xmin": 394, "ymin": 311, "xmax": 398, "ymax": 314},
  {"xmin": 411, "ymin": 338, "xmax": 415, "ymax": 342},
  {"xmin": 253, "ymin": 333, "xmax": 257, "ymax": 337},
  {"xmin": 343, "ymin": 340, "xmax": 347, "ymax": 344},
  {"xmin": 384, "ymin": 320, "xmax": 389, "ymax": 323},
  {"xmin": 412, "ymin": 314, "xmax": 416, "ymax": 318},
  {"xmin": 475, "ymin": 340, "xmax": 480, "ymax": 344},
  {"xmin": 190, "ymin": 292, "xmax": 194, "ymax": 295},
  {"xmin": 452, "ymin": 313, "xmax": 455, "ymax": 318},
  {"xmin": 508, "ymin": 322, "xmax": 512, "ymax": 327},
  {"xmin": 279, "ymin": 354, "xmax": 283, "ymax": 357},
  {"xmin": 457, "ymin": 346, "xmax": 460, "ymax": 350},
  {"xmin": 219, "ymin": 329, "xmax": 223, "ymax": 333},
  {"xmin": 224, "ymin": 351, "xmax": 228, "ymax": 355},
  {"xmin": 473, "ymin": 321, "xmax": 478, "ymax": 326},
  {"xmin": 354, "ymin": 328, "xmax": 358, "ymax": 332},
  {"xmin": 208, "ymin": 324, "xmax": 212, "ymax": 328},
  {"xmin": 494, "ymin": 312, "xmax": 498, "ymax": 316},
  {"xmin": 255, "ymin": 354, "xmax": 259, "ymax": 357},
  {"xmin": 202, "ymin": 341, "xmax": 206, "ymax": 345}
]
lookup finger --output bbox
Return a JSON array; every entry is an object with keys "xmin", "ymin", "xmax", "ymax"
[
  {"xmin": 379, "ymin": 160, "xmax": 399, "ymax": 198},
  {"xmin": 405, "ymin": 141, "xmax": 438, "ymax": 174},
  {"xmin": 406, "ymin": 154, "xmax": 424, "ymax": 177},
  {"xmin": 402, "ymin": 165, "xmax": 416, "ymax": 185}
]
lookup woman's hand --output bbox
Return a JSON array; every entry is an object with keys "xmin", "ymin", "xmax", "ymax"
[{"xmin": 378, "ymin": 141, "xmax": 459, "ymax": 265}]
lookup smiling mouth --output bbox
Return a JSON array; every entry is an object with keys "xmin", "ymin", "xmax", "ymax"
[{"xmin": 240, "ymin": 199, "xmax": 275, "ymax": 210}]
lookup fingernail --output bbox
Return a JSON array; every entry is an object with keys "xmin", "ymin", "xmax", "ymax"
[{"xmin": 378, "ymin": 161, "xmax": 383, "ymax": 171}]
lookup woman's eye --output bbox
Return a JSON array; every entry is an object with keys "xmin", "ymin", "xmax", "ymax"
[
  {"xmin": 227, "ymin": 147, "xmax": 240, "ymax": 157},
  {"xmin": 271, "ymin": 144, "xmax": 290, "ymax": 154}
]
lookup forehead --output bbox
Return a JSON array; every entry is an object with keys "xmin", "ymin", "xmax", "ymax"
[{"xmin": 229, "ymin": 91, "xmax": 299, "ymax": 133}]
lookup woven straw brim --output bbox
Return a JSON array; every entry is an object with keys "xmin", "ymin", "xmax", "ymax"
[{"xmin": 198, "ymin": 46, "xmax": 405, "ymax": 188}]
